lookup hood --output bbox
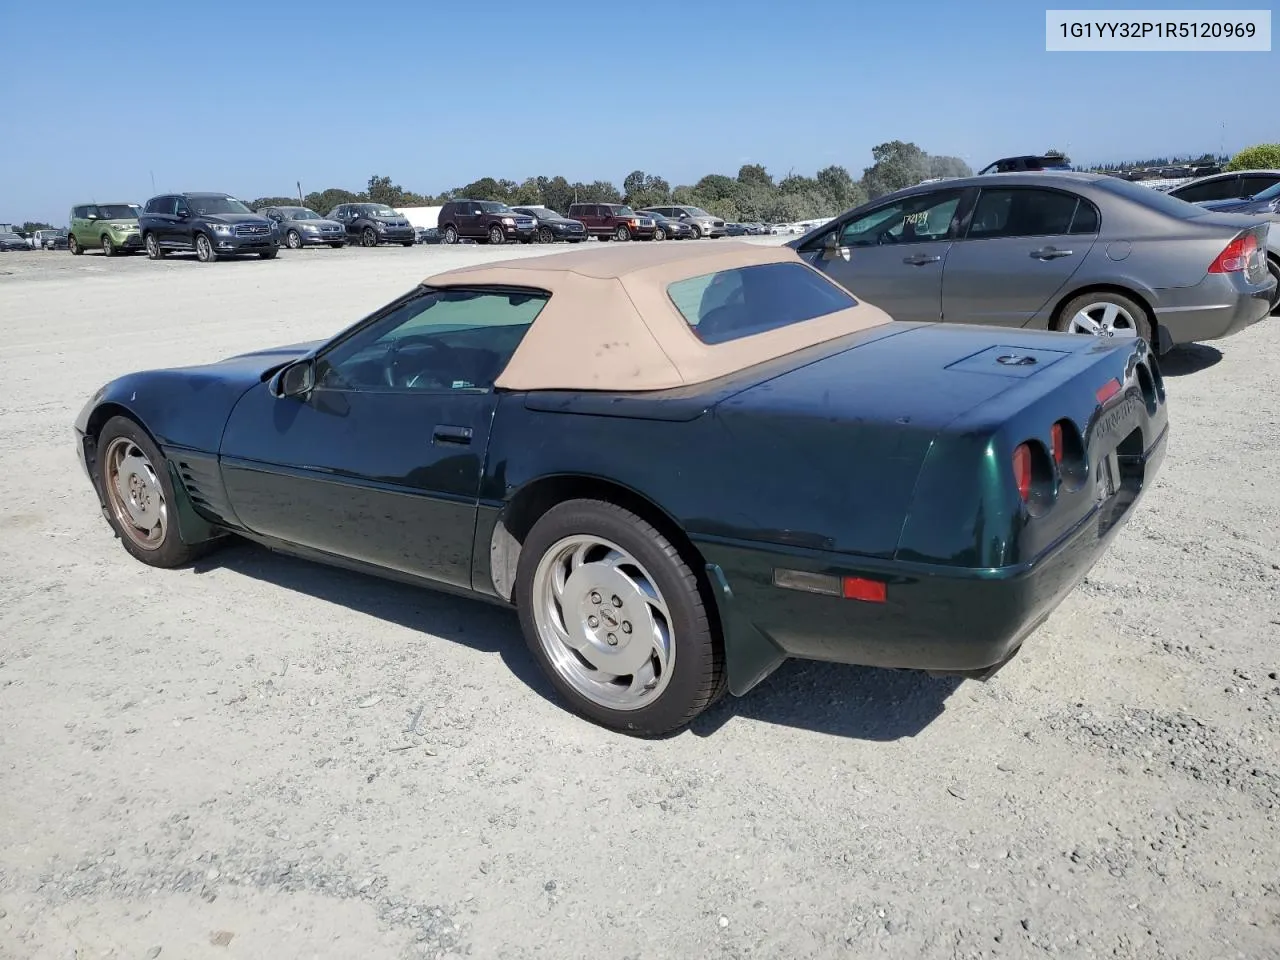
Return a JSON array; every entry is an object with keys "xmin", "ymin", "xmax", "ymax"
[
  {"xmin": 288, "ymin": 217, "xmax": 343, "ymax": 228},
  {"xmin": 202, "ymin": 212, "xmax": 272, "ymax": 226}
]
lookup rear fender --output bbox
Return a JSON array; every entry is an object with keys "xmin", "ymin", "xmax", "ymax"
[{"xmin": 704, "ymin": 563, "xmax": 787, "ymax": 697}]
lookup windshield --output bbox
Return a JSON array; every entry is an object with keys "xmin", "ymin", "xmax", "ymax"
[
  {"xmin": 0, "ymin": 233, "xmax": 19, "ymax": 240},
  {"xmin": 357, "ymin": 204, "xmax": 398, "ymax": 217},
  {"xmin": 282, "ymin": 207, "xmax": 322, "ymax": 220},
  {"xmin": 189, "ymin": 196, "xmax": 253, "ymax": 215},
  {"xmin": 612, "ymin": 205, "xmax": 637, "ymax": 217},
  {"xmin": 1249, "ymin": 181, "xmax": 1280, "ymax": 201},
  {"xmin": 521, "ymin": 207, "xmax": 557, "ymax": 219},
  {"xmin": 477, "ymin": 201, "xmax": 512, "ymax": 214},
  {"xmin": 98, "ymin": 204, "xmax": 140, "ymax": 220},
  {"xmin": 683, "ymin": 207, "xmax": 712, "ymax": 218}
]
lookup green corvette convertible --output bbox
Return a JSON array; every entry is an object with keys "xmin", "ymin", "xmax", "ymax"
[{"xmin": 74, "ymin": 241, "xmax": 1169, "ymax": 735}]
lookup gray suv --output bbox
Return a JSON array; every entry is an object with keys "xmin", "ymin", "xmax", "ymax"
[
  {"xmin": 638, "ymin": 205, "xmax": 726, "ymax": 238},
  {"xmin": 789, "ymin": 171, "xmax": 1275, "ymax": 352}
]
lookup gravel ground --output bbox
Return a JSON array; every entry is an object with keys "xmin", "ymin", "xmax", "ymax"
[{"xmin": 0, "ymin": 241, "xmax": 1277, "ymax": 960}]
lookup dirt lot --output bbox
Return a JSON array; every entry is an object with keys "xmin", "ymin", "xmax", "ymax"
[{"xmin": 1, "ymin": 241, "xmax": 1277, "ymax": 960}]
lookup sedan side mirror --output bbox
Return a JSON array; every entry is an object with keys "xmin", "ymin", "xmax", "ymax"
[{"xmin": 273, "ymin": 359, "xmax": 315, "ymax": 399}]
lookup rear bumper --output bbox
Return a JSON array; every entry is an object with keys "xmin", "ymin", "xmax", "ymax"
[
  {"xmin": 1154, "ymin": 273, "xmax": 1274, "ymax": 344},
  {"xmin": 698, "ymin": 422, "xmax": 1168, "ymax": 694}
]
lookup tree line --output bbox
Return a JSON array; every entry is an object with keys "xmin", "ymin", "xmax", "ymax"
[{"xmin": 252, "ymin": 140, "xmax": 976, "ymax": 224}]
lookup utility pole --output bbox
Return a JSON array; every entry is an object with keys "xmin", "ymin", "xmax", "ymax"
[{"xmin": 297, "ymin": 180, "xmax": 303, "ymax": 205}]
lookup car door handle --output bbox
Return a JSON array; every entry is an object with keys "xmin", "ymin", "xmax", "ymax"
[
  {"xmin": 902, "ymin": 254, "xmax": 942, "ymax": 265},
  {"xmin": 1031, "ymin": 247, "xmax": 1074, "ymax": 259},
  {"xmin": 432, "ymin": 424, "xmax": 472, "ymax": 445}
]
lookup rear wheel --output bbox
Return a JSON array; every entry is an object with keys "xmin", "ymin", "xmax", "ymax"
[
  {"xmin": 515, "ymin": 499, "xmax": 726, "ymax": 736},
  {"xmin": 1053, "ymin": 291, "xmax": 1152, "ymax": 344},
  {"xmin": 96, "ymin": 416, "xmax": 208, "ymax": 568}
]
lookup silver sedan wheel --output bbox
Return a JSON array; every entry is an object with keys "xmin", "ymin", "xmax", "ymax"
[
  {"xmin": 530, "ymin": 534, "xmax": 674, "ymax": 710},
  {"xmin": 103, "ymin": 437, "xmax": 167, "ymax": 550},
  {"xmin": 1067, "ymin": 301, "xmax": 1140, "ymax": 338}
]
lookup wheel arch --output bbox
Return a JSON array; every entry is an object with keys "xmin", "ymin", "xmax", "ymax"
[
  {"xmin": 83, "ymin": 402, "xmax": 221, "ymax": 546},
  {"xmin": 489, "ymin": 473, "xmax": 706, "ymax": 602},
  {"xmin": 1047, "ymin": 282, "xmax": 1166, "ymax": 351}
]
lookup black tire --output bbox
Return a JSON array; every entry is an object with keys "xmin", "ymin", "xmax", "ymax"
[
  {"xmin": 194, "ymin": 233, "xmax": 217, "ymax": 263},
  {"xmin": 514, "ymin": 499, "xmax": 726, "ymax": 736},
  {"xmin": 361, "ymin": 227, "xmax": 378, "ymax": 247},
  {"xmin": 286, "ymin": 230, "xmax": 302, "ymax": 249},
  {"xmin": 329, "ymin": 243, "xmax": 345, "ymax": 249},
  {"xmin": 94, "ymin": 415, "xmax": 210, "ymax": 569},
  {"xmin": 101, "ymin": 235, "xmax": 116, "ymax": 257},
  {"xmin": 653, "ymin": 227, "xmax": 666, "ymax": 241},
  {"xmin": 488, "ymin": 224, "xmax": 504, "ymax": 244},
  {"xmin": 442, "ymin": 225, "xmax": 458, "ymax": 244},
  {"xmin": 259, "ymin": 247, "xmax": 278, "ymax": 259},
  {"xmin": 1266, "ymin": 256, "xmax": 1279, "ymax": 314},
  {"xmin": 689, "ymin": 224, "xmax": 703, "ymax": 239},
  {"xmin": 538, "ymin": 226, "xmax": 554, "ymax": 244},
  {"xmin": 1052, "ymin": 290, "xmax": 1153, "ymax": 344},
  {"xmin": 144, "ymin": 232, "xmax": 164, "ymax": 260},
  {"xmin": 69, "ymin": 234, "xmax": 83, "ymax": 255},
  {"xmin": 614, "ymin": 224, "xmax": 630, "ymax": 242},
  {"xmin": 401, "ymin": 240, "xmax": 414, "ymax": 247}
]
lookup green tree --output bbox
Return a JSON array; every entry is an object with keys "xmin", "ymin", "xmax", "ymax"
[
  {"xmin": 926, "ymin": 155, "xmax": 973, "ymax": 179},
  {"xmin": 862, "ymin": 140, "xmax": 930, "ymax": 198},
  {"xmin": 737, "ymin": 163, "xmax": 773, "ymax": 189},
  {"xmin": 454, "ymin": 177, "xmax": 512, "ymax": 202},
  {"xmin": 305, "ymin": 188, "xmax": 362, "ymax": 215},
  {"xmin": 539, "ymin": 176, "xmax": 575, "ymax": 214},
  {"xmin": 251, "ymin": 196, "xmax": 299, "ymax": 209},
  {"xmin": 1226, "ymin": 143, "xmax": 1280, "ymax": 171},
  {"xmin": 367, "ymin": 174, "xmax": 407, "ymax": 206},
  {"xmin": 814, "ymin": 165, "xmax": 861, "ymax": 210}
]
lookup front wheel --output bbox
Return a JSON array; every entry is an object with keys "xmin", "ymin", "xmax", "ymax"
[
  {"xmin": 614, "ymin": 225, "xmax": 631, "ymax": 242},
  {"xmin": 259, "ymin": 247, "xmax": 278, "ymax": 259},
  {"xmin": 653, "ymin": 227, "xmax": 666, "ymax": 241},
  {"xmin": 538, "ymin": 226, "xmax": 554, "ymax": 244},
  {"xmin": 95, "ymin": 416, "xmax": 209, "ymax": 568},
  {"xmin": 286, "ymin": 230, "xmax": 302, "ymax": 249},
  {"xmin": 514, "ymin": 499, "xmax": 726, "ymax": 736},
  {"xmin": 488, "ymin": 224, "xmax": 505, "ymax": 244},
  {"xmin": 194, "ymin": 233, "xmax": 217, "ymax": 263},
  {"xmin": 69, "ymin": 234, "xmax": 83, "ymax": 255},
  {"xmin": 361, "ymin": 227, "xmax": 378, "ymax": 247},
  {"xmin": 101, "ymin": 235, "xmax": 115, "ymax": 257},
  {"xmin": 144, "ymin": 233, "xmax": 164, "ymax": 259},
  {"xmin": 1054, "ymin": 291, "xmax": 1152, "ymax": 343}
]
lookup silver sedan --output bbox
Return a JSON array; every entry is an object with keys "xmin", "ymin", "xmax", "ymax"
[
  {"xmin": 790, "ymin": 172, "xmax": 1276, "ymax": 351},
  {"xmin": 257, "ymin": 206, "xmax": 348, "ymax": 249}
]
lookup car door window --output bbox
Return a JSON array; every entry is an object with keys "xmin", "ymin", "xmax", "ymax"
[
  {"xmin": 838, "ymin": 191, "xmax": 961, "ymax": 246},
  {"xmin": 965, "ymin": 188, "xmax": 1091, "ymax": 239},
  {"xmin": 1171, "ymin": 176, "xmax": 1239, "ymax": 203},
  {"xmin": 174, "ymin": 197, "xmax": 191, "ymax": 217},
  {"xmin": 314, "ymin": 289, "xmax": 550, "ymax": 393},
  {"xmin": 1240, "ymin": 174, "xmax": 1280, "ymax": 197}
]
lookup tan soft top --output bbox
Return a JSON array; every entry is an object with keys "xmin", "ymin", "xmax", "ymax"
[{"xmin": 422, "ymin": 240, "xmax": 892, "ymax": 392}]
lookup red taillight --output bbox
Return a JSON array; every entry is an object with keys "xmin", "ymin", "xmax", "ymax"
[
  {"xmin": 1096, "ymin": 378, "xmax": 1121, "ymax": 404},
  {"xmin": 1050, "ymin": 422, "xmax": 1064, "ymax": 464},
  {"xmin": 841, "ymin": 576, "xmax": 886, "ymax": 603},
  {"xmin": 1208, "ymin": 232, "xmax": 1258, "ymax": 274},
  {"xmin": 1012, "ymin": 443, "xmax": 1032, "ymax": 501}
]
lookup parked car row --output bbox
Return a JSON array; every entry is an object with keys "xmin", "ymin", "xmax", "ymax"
[{"xmin": 433, "ymin": 200, "xmax": 730, "ymax": 244}]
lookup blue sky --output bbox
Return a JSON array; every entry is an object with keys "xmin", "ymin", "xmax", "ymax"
[{"xmin": 1, "ymin": 0, "xmax": 1274, "ymax": 223}]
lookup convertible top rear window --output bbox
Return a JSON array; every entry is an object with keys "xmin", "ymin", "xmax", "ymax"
[{"xmin": 667, "ymin": 262, "xmax": 858, "ymax": 345}]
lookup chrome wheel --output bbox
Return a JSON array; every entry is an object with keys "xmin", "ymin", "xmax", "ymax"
[
  {"xmin": 362, "ymin": 228, "xmax": 377, "ymax": 247},
  {"xmin": 530, "ymin": 534, "xmax": 675, "ymax": 711},
  {"xmin": 1067, "ymin": 301, "xmax": 1140, "ymax": 338},
  {"xmin": 443, "ymin": 225, "xmax": 457, "ymax": 244},
  {"xmin": 101, "ymin": 235, "xmax": 114, "ymax": 256},
  {"xmin": 654, "ymin": 227, "xmax": 666, "ymax": 241},
  {"xmin": 103, "ymin": 437, "xmax": 167, "ymax": 551},
  {"xmin": 145, "ymin": 234, "xmax": 161, "ymax": 259},
  {"xmin": 195, "ymin": 234, "xmax": 214, "ymax": 262},
  {"xmin": 287, "ymin": 230, "xmax": 302, "ymax": 249},
  {"xmin": 615, "ymin": 225, "xmax": 629, "ymax": 241},
  {"xmin": 488, "ymin": 225, "xmax": 504, "ymax": 244}
]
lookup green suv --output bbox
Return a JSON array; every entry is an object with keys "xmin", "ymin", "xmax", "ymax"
[{"xmin": 68, "ymin": 203, "xmax": 144, "ymax": 256}]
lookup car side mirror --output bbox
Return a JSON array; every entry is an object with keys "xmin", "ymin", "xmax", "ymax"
[
  {"xmin": 821, "ymin": 233, "xmax": 848, "ymax": 261},
  {"xmin": 273, "ymin": 359, "xmax": 315, "ymax": 399},
  {"xmin": 87, "ymin": 214, "xmax": 99, "ymax": 220}
]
